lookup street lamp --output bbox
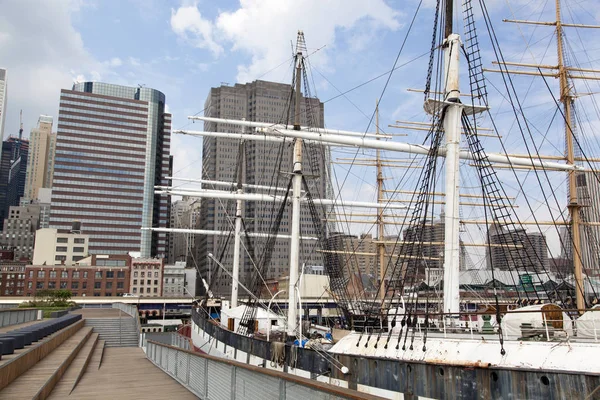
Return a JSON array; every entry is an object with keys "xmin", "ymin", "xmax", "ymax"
[{"xmin": 266, "ymin": 290, "xmax": 286, "ymax": 342}]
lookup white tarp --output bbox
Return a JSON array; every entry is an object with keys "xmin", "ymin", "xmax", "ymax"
[
  {"xmin": 576, "ymin": 305, "xmax": 600, "ymax": 339},
  {"xmin": 501, "ymin": 304, "xmax": 573, "ymax": 337}
]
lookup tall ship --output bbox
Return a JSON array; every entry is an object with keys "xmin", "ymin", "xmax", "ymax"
[{"xmin": 152, "ymin": 0, "xmax": 600, "ymax": 398}]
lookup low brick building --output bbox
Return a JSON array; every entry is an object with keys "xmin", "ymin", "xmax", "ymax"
[
  {"xmin": 0, "ymin": 262, "xmax": 27, "ymax": 296},
  {"xmin": 25, "ymin": 254, "xmax": 131, "ymax": 297}
]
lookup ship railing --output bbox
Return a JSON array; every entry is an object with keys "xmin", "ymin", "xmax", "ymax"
[
  {"xmin": 382, "ymin": 308, "xmax": 600, "ymax": 342},
  {"xmin": 146, "ymin": 339, "xmax": 380, "ymax": 400}
]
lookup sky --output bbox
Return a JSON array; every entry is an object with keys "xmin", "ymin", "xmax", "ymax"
[{"xmin": 1, "ymin": 0, "xmax": 599, "ymax": 260}]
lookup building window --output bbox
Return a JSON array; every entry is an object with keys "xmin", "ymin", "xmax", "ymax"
[
  {"xmin": 71, "ymin": 282, "xmax": 79, "ymax": 289},
  {"xmin": 154, "ymin": 288, "xmax": 158, "ymax": 294},
  {"xmin": 74, "ymin": 238, "xmax": 85, "ymax": 244},
  {"xmin": 117, "ymin": 271, "xmax": 125, "ymax": 278},
  {"xmin": 94, "ymin": 292, "xmax": 100, "ymax": 297},
  {"xmin": 73, "ymin": 247, "xmax": 85, "ymax": 253},
  {"xmin": 95, "ymin": 271, "xmax": 102, "ymax": 279},
  {"xmin": 56, "ymin": 237, "xmax": 68, "ymax": 243},
  {"xmin": 106, "ymin": 282, "xmax": 112, "ymax": 289},
  {"xmin": 94, "ymin": 282, "xmax": 101, "ymax": 289},
  {"xmin": 133, "ymin": 279, "xmax": 137, "ymax": 285},
  {"xmin": 36, "ymin": 282, "xmax": 43, "ymax": 289},
  {"xmin": 117, "ymin": 282, "xmax": 124, "ymax": 289},
  {"xmin": 60, "ymin": 281, "xmax": 67, "ymax": 289},
  {"xmin": 140, "ymin": 288, "xmax": 144, "ymax": 294},
  {"xmin": 55, "ymin": 255, "xmax": 66, "ymax": 262},
  {"xmin": 37, "ymin": 270, "xmax": 45, "ymax": 278},
  {"xmin": 27, "ymin": 282, "xmax": 32, "ymax": 289},
  {"xmin": 154, "ymin": 280, "xmax": 158, "ymax": 285},
  {"xmin": 48, "ymin": 281, "xmax": 56, "ymax": 289},
  {"xmin": 132, "ymin": 287, "xmax": 137, "ymax": 293},
  {"xmin": 83, "ymin": 271, "xmax": 88, "ymax": 278},
  {"xmin": 28, "ymin": 270, "xmax": 33, "ymax": 278},
  {"xmin": 73, "ymin": 271, "xmax": 80, "ymax": 279},
  {"xmin": 50, "ymin": 271, "xmax": 57, "ymax": 278},
  {"xmin": 56, "ymin": 246, "xmax": 68, "ymax": 252},
  {"xmin": 73, "ymin": 256, "xmax": 84, "ymax": 262},
  {"xmin": 147, "ymin": 280, "xmax": 151, "ymax": 285},
  {"xmin": 154, "ymin": 272, "xmax": 158, "ymax": 278},
  {"xmin": 61, "ymin": 271, "xmax": 68, "ymax": 278},
  {"xmin": 141, "ymin": 272, "xmax": 145, "ymax": 278},
  {"xmin": 82, "ymin": 282, "xmax": 87, "ymax": 289},
  {"xmin": 134, "ymin": 271, "xmax": 138, "ymax": 278},
  {"xmin": 106, "ymin": 271, "xmax": 114, "ymax": 279},
  {"xmin": 105, "ymin": 292, "xmax": 112, "ymax": 297}
]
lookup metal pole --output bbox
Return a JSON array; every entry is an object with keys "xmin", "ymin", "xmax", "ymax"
[
  {"xmin": 442, "ymin": 32, "xmax": 463, "ymax": 315},
  {"xmin": 287, "ymin": 50, "xmax": 303, "ymax": 337},
  {"xmin": 231, "ymin": 195, "xmax": 242, "ymax": 308},
  {"xmin": 376, "ymin": 99, "xmax": 386, "ymax": 302}
]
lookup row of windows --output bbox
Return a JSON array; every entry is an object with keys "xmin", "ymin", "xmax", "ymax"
[
  {"xmin": 132, "ymin": 279, "xmax": 159, "ymax": 285},
  {"xmin": 51, "ymin": 202, "xmax": 141, "ymax": 212},
  {"xmin": 58, "ymin": 128, "xmax": 147, "ymax": 147},
  {"xmin": 133, "ymin": 271, "xmax": 159, "ymax": 278},
  {"xmin": 53, "ymin": 171, "xmax": 144, "ymax": 184},
  {"xmin": 50, "ymin": 223, "xmax": 141, "ymax": 233},
  {"xmin": 59, "ymin": 112, "xmax": 147, "ymax": 129},
  {"xmin": 52, "ymin": 179, "xmax": 143, "ymax": 192},
  {"xmin": 131, "ymin": 287, "xmax": 158, "ymax": 294},
  {"xmin": 31, "ymin": 281, "xmax": 125, "ymax": 290},
  {"xmin": 59, "ymin": 120, "xmax": 149, "ymax": 137},
  {"xmin": 61, "ymin": 93, "xmax": 149, "ymax": 109},
  {"xmin": 56, "ymin": 237, "xmax": 86, "ymax": 244},
  {"xmin": 54, "ymin": 163, "xmax": 144, "ymax": 177},
  {"xmin": 56, "ymin": 149, "xmax": 146, "ymax": 164},
  {"xmin": 52, "ymin": 193, "xmax": 143, "ymax": 206},
  {"xmin": 55, "ymin": 246, "xmax": 85, "ymax": 253},
  {"xmin": 59, "ymin": 106, "xmax": 148, "ymax": 122},
  {"xmin": 60, "ymin": 99, "xmax": 148, "ymax": 115},
  {"xmin": 60, "ymin": 128, "xmax": 146, "ymax": 152},
  {"xmin": 31, "ymin": 270, "xmax": 126, "ymax": 279}
]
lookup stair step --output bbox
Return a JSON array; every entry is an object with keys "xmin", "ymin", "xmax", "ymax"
[
  {"xmin": 47, "ymin": 333, "xmax": 99, "ymax": 397},
  {"xmin": 0, "ymin": 326, "xmax": 93, "ymax": 400},
  {"xmin": 89, "ymin": 339, "xmax": 105, "ymax": 370}
]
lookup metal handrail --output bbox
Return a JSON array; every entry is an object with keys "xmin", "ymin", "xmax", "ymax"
[{"xmin": 146, "ymin": 340, "xmax": 384, "ymax": 400}]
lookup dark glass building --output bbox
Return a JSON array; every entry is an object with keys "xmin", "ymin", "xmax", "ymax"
[
  {"xmin": 49, "ymin": 82, "xmax": 171, "ymax": 257},
  {"xmin": 0, "ymin": 137, "xmax": 29, "ymax": 230}
]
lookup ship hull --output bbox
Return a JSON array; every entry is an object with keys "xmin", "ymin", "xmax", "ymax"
[{"xmin": 191, "ymin": 310, "xmax": 600, "ymax": 399}]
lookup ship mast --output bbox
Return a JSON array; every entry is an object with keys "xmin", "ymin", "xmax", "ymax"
[
  {"xmin": 555, "ymin": 0, "xmax": 584, "ymax": 312},
  {"xmin": 287, "ymin": 38, "xmax": 304, "ymax": 336},
  {"xmin": 440, "ymin": 0, "xmax": 462, "ymax": 315},
  {"xmin": 376, "ymin": 100, "xmax": 386, "ymax": 301}
]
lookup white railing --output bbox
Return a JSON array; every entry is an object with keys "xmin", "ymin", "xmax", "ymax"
[{"xmin": 146, "ymin": 340, "xmax": 378, "ymax": 400}]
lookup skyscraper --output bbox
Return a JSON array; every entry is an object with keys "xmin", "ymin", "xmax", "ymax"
[
  {"xmin": 50, "ymin": 82, "xmax": 172, "ymax": 257},
  {"xmin": 0, "ymin": 69, "xmax": 6, "ymax": 139},
  {"xmin": 486, "ymin": 223, "xmax": 548, "ymax": 273},
  {"xmin": 197, "ymin": 80, "xmax": 327, "ymax": 297},
  {"xmin": 24, "ymin": 115, "xmax": 56, "ymax": 202},
  {"xmin": 0, "ymin": 137, "xmax": 29, "ymax": 230}
]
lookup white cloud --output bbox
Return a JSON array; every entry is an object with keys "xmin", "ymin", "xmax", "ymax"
[
  {"xmin": 0, "ymin": 0, "xmax": 114, "ymax": 136},
  {"xmin": 106, "ymin": 57, "xmax": 122, "ymax": 67},
  {"xmin": 170, "ymin": 6, "xmax": 223, "ymax": 56},
  {"xmin": 170, "ymin": 0, "xmax": 402, "ymax": 82},
  {"xmin": 128, "ymin": 57, "xmax": 141, "ymax": 66}
]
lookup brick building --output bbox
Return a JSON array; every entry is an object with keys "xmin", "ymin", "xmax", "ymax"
[
  {"xmin": 25, "ymin": 254, "xmax": 131, "ymax": 297},
  {"xmin": 0, "ymin": 262, "xmax": 27, "ymax": 296}
]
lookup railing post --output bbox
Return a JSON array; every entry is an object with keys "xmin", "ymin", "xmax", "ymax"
[
  {"xmin": 279, "ymin": 377, "xmax": 286, "ymax": 400},
  {"xmin": 230, "ymin": 365, "xmax": 236, "ymax": 400},
  {"xmin": 204, "ymin": 358, "xmax": 209, "ymax": 399}
]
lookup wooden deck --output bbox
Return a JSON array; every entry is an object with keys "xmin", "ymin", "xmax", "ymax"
[{"xmin": 62, "ymin": 347, "xmax": 197, "ymax": 399}]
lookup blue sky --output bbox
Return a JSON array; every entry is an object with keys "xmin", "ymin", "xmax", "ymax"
[{"xmin": 1, "ymin": 0, "xmax": 600, "ymax": 257}]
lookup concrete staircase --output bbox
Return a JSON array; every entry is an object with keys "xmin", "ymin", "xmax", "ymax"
[{"xmin": 83, "ymin": 318, "xmax": 139, "ymax": 347}]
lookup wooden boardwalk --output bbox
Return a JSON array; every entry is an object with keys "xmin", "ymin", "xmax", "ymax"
[
  {"xmin": 62, "ymin": 347, "xmax": 197, "ymax": 399},
  {"xmin": 0, "ymin": 319, "xmax": 42, "ymax": 334}
]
